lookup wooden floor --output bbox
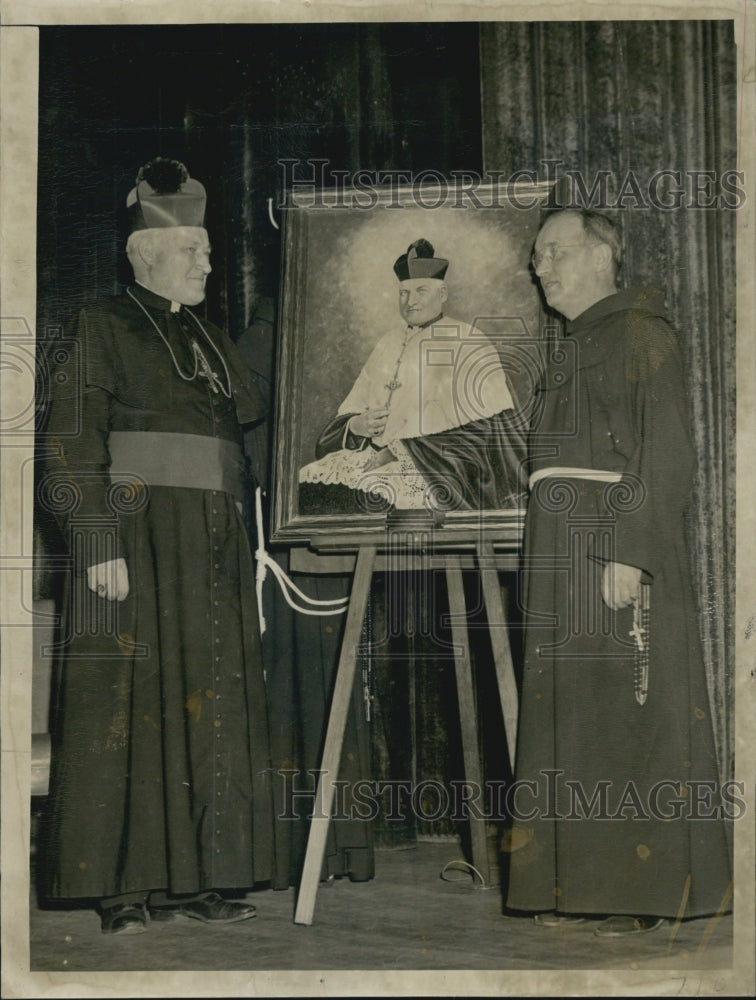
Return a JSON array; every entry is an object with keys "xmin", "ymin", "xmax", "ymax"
[{"xmin": 25, "ymin": 835, "xmax": 737, "ymax": 996}]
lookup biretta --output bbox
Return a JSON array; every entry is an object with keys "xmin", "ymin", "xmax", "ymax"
[
  {"xmin": 127, "ymin": 157, "xmax": 206, "ymax": 231},
  {"xmin": 393, "ymin": 238, "xmax": 449, "ymax": 281}
]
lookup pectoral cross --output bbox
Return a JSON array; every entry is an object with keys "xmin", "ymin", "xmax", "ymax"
[
  {"xmin": 192, "ymin": 340, "xmax": 223, "ymax": 395},
  {"xmin": 383, "ymin": 327, "xmax": 413, "ymax": 408},
  {"xmin": 384, "ymin": 378, "xmax": 402, "ymax": 409}
]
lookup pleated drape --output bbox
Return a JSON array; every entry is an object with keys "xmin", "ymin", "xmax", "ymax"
[{"xmin": 481, "ymin": 20, "xmax": 737, "ymax": 779}]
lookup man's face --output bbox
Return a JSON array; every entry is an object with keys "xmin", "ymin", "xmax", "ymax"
[
  {"xmin": 532, "ymin": 214, "xmax": 602, "ymax": 320},
  {"xmin": 398, "ymin": 279, "xmax": 448, "ymax": 326},
  {"xmin": 147, "ymin": 227, "xmax": 212, "ymax": 306}
]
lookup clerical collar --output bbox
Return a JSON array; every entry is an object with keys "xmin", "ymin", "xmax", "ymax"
[
  {"xmin": 407, "ymin": 311, "xmax": 444, "ymax": 330},
  {"xmin": 133, "ymin": 281, "xmax": 182, "ymax": 313}
]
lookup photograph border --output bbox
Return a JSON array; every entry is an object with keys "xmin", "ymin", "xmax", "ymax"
[{"xmin": 1, "ymin": 3, "xmax": 754, "ymax": 998}]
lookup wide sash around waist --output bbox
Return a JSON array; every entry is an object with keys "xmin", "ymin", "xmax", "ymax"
[
  {"xmin": 108, "ymin": 431, "xmax": 244, "ymax": 501},
  {"xmin": 528, "ymin": 466, "xmax": 623, "ymax": 491}
]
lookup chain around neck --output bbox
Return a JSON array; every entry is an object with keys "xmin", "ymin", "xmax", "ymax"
[{"xmin": 127, "ymin": 287, "xmax": 232, "ymax": 398}]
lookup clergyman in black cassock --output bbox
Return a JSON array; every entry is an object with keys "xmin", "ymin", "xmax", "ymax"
[{"xmin": 39, "ymin": 157, "xmax": 279, "ymax": 935}]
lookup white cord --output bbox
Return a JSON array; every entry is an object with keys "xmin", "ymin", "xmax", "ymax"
[
  {"xmin": 439, "ymin": 859, "xmax": 490, "ymax": 889},
  {"xmin": 254, "ymin": 487, "xmax": 349, "ymax": 635}
]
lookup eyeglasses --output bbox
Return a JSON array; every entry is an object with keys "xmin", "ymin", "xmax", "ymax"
[{"xmin": 530, "ymin": 242, "xmax": 598, "ymax": 270}]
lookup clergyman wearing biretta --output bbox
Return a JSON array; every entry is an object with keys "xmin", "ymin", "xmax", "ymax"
[
  {"xmin": 39, "ymin": 157, "xmax": 278, "ymax": 934},
  {"xmin": 299, "ymin": 237, "xmax": 527, "ymax": 514}
]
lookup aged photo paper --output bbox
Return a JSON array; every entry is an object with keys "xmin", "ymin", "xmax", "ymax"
[{"xmin": 1, "ymin": 0, "xmax": 754, "ymax": 997}]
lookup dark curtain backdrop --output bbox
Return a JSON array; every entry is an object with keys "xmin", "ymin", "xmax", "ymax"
[
  {"xmin": 481, "ymin": 20, "xmax": 737, "ymax": 780},
  {"xmin": 37, "ymin": 22, "xmax": 482, "ymax": 341}
]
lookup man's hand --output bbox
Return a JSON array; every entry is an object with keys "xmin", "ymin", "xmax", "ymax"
[
  {"xmin": 601, "ymin": 561, "xmax": 642, "ymax": 610},
  {"xmin": 349, "ymin": 407, "xmax": 389, "ymax": 439},
  {"xmin": 363, "ymin": 446, "xmax": 396, "ymax": 472},
  {"xmin": 87, "ymin": 558, "xmax": 130, "ymax": 602}
]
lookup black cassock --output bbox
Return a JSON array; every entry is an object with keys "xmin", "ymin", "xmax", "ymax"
[{"xmin": 40, "ymin": 284, "xmax": 277, "ymax": 899}]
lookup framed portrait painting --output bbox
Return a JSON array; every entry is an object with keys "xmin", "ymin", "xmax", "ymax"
[{"xmin": 271, "ymin": 179, "xmax": 556, "ymax": 547}]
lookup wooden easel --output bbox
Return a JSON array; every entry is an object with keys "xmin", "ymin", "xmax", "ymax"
[{"xmin": 293, "ymin": 527, "xmax": 521, "ymax": 926}]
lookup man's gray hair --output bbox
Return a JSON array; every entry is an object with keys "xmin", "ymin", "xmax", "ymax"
[
  {"xmin": 579, "ymin": 210, "xmax": 622, "ymax": 270},
  {"xmin": 125, "ymin": 229, "xmax": 157, "ymax": 271}
]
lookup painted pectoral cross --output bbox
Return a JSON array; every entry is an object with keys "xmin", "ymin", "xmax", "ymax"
[
  {"xmin": 384, "ymin": 377, "xmax": 402, "ymax": 408},
  {"xmin": 382, "ymin": 326, "xmax": 413, "ymax": 410}
]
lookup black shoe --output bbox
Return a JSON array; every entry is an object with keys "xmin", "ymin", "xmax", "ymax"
[
  {"xmin": 100, "ymin": 902, "xmax": 149, "ymax": 935},
  {"xmin": 150, "ymin": 891, "xmax": 257, "ymax": 924}
]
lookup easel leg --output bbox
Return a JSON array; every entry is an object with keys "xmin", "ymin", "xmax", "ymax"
[
  {"xmin": 445, "ymin": 558, "xmax": 491, "ymax": 886},
  {"xmin": 477, "ymin": 542, "xmax": 519, "ymax": 770},
  {"xmin": 293, "ymin": 544, "xmax": 376, "ymax": 926}
]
